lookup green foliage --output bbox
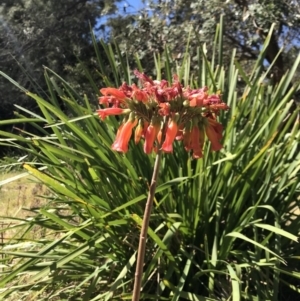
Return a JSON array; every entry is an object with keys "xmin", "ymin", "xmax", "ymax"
[
  {"xmin": 108, "ymin": 0, "xmax": 300, "ymax": 83},
  {"xmin": 0, "ymin": 0, "xmax": 121, "ymax": 125},
  {"xmin": 0, "ymin": 25, "xmax": 300, "ymax": 300}
]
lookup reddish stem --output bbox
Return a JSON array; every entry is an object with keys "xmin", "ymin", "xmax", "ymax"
[{"xmin": 132, "ymin": 149, "xmax": 163, "ymax": 301}]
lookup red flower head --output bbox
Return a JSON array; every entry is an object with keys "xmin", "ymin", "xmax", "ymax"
[{"xmin": 97, "ymin": 71, "xmax": 229, "ymax": 158}]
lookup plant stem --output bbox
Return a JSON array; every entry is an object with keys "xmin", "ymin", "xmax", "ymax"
[{"xmin": 132, "ymin": 149, "xmax": 163, "ymax": 301}]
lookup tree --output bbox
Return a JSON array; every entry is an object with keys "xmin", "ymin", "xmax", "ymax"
[
  {"xmin": 0, "ymin": 0, "xmax": 121, "ymax": 117},
  {"xmin": 107, "ymin": 0, "xmax": 300, "ymax": 84}
]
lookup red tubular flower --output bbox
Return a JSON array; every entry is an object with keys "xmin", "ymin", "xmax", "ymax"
[
  {"xmin": 161, "ymin": 120, "xmax": 178, "ymax": 153},
  {"xmin": 209, "ymin": 103, "xmax": 230, "ymax": 111},
  {"xmin": 205, "ymin": 124, "xmax": 223, "ymax": 151},
  {"xmin": 185, "ymin": 87, "xmax": 208, "ymax": 107},
  {"xmin": 192, "ymin": 147, "xmax": 203, "ymax": 159},
  {"xmin": 112, "ymin": 119, "xmax": 136, "ymax": 153},
  {"xmin": 131, "ymin": 84, "xmax": 149, "ymax": 102},
  {"xmin": 189, "ymin": 93, "xmax": 206, "ymax": 107},
  {"xmin": 157, "ymin": 130, "xmax": 162, "ymax": 145},
  {"xmin": 207, "ymin": 117, "xmax": 223, "ymax": 140},
  {"xmin": 190, "ymin": 126, "xmax": 204, "ymax": 158},
  {"xmin": 99, "ymin": 88, "xmax": 127, "ymax": 107},
  {"xmin": 134, "ymin": 120, "xmax": 144, "ymax": 144},
  {"xmin": 175, "ymin": 124, "xmax": 184, "ymax": 141},
  {"xmin": 190, "ymin": 126, "xmax": 200, "ymax": 150},
  {"xmin": 134, "ymin": 70, "xmax": 154, "ymax": 85},
  {"xmin": 144, "ymin": 122, "xmax": 160, "ymax": 154},
  {"xmin": 100, "ymin": 88, "xmax": 126, "ymax": 100},
  {"xmin": 158, "ymin": 103, "xmax": 170, "ymax": 116},
  {"xmin": 183, "ymin": 127, "xmax": 192, "ymax": 150},
  {"xmin": 171, "ymin": 75, "xmax": 182, "ymax": 96},
  {"xmin": 199, "ymin": 126, "xmax": 205, "ymax": 148},
  {"xmin": 205, "ymin": 93, "xmax": 222, "ymax": 105},
  {"xmin": 119, "ymin": 82, "xmax": 133, "ymax": 97},
  {"xmin": 98, "ymin": 96, "xmax": 110, "ymax": 107},
  {"xmin": 142, "ymin": 121, "xmax": 149, "ymax": 137},
  {"xmin": 115, "ymin": 122, "xmax": 124, "ymax": 141},
  {"xmin": 97, "ymin": 108, "xmax": 125, "ymax": 120}
]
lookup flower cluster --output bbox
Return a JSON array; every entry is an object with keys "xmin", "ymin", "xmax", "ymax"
[{"xmin": 97, "ymin": 70, "xmax": 229, "ymax": 158}]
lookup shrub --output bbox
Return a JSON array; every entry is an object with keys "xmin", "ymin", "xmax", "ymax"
[{"xmin": 0, "ymin": 24, "xmax": 299, "ymax": 300}]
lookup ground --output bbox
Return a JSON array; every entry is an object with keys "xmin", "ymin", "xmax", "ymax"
[{"xmin": 0, "ymin": 171, "xmax": 48, "ymax": 244}]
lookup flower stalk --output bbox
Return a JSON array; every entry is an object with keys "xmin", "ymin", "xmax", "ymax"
[
  {"xmin": 132, "ymin": 147, "xmax": 163, "ymax": 301},
  {"xmin": 96, "ymin": 70, "xmax": 229, "ymax": 301}
]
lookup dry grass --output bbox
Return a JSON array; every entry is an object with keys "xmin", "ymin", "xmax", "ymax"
[
  {"xmin": 0, "ymin": 171, "xmax": 48, "ymax": 242},
  {"xmin": 0, "ymin": 171, "xmax": 50, "ymax": 300}
]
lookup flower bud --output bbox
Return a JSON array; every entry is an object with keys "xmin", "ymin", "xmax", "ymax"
[{"xmin": 134, "ymin": 120, "xmax": 144, "ymax": 144}]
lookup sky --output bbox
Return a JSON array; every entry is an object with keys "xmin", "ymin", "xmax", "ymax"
[
  {"xmin": 106, "ymin": 0, "xmax": 149, "ymax": 18},
  {"xmin": 121, "ymin": 0, "xmax": 147, "ymax": 14},
  {"xmin": 96, "ymin": 0, "xmax": 153, "ymax": 37}
]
